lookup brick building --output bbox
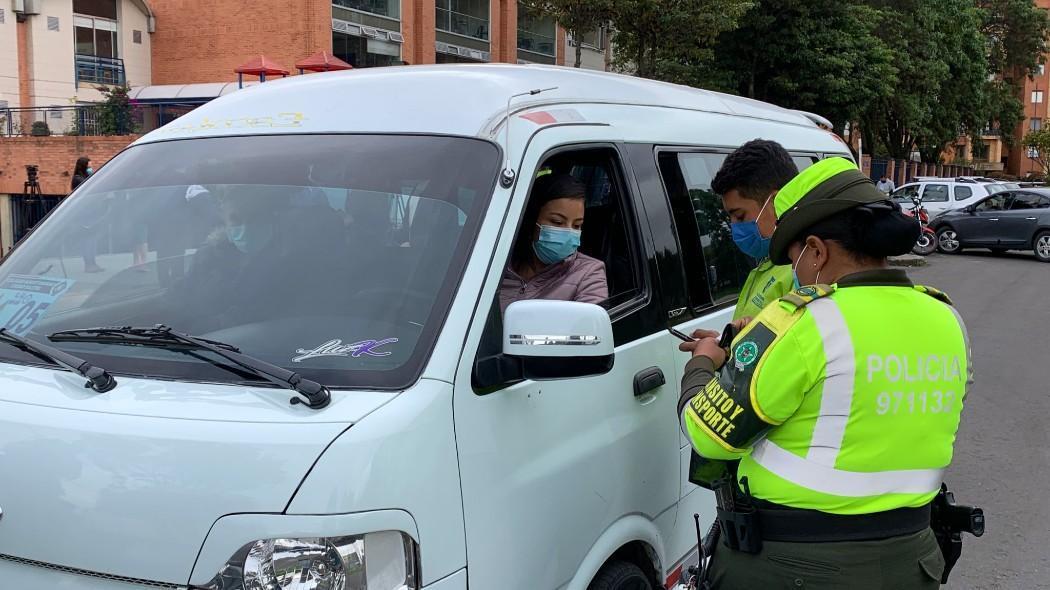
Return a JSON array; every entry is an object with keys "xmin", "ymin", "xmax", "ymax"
[{"xmin": 148, "ymin": 0, "xmax": 612, "ymax": 86}]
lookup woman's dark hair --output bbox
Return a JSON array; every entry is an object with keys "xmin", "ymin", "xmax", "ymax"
[
  {"xmin": 799, "ymin": 201, "xmax": 919, "ymax": 260},
  {"xmin": 511, "ymin": 173, "xmax": 586, "ymax": 268},
  {"xmin": 73, "ymin": 157, "xmax": 90, "ymax": 177}
]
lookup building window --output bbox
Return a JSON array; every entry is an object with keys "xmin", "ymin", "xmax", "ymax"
[
  {"xmin": 574, "ymin": 28, "xmax": 604, "ymax": 48},
  {"xmin": 1028, "ymin": 147, "xmax": 1040, "ymax": 158},
  {"xmin": 1040, "ymin": 64, "xmax": 1046, "ymax": 76},
  {"xmin": 1033, "ymin": 90, "xmax": 1044, "ymax": 104},
  {"xmin": 517, "ymin": 5, "xmax": 556, "ymax": 56},
  {"xmin": 1032, "ymin": 118, "xmax": 1043, "ymax": 131},
  {"xmin": 133, "ymin": 30, "xmax": 142, "ymax": 44},
  {"xmin": 75, "ymin": 16, "xmax": 117, "ymax": 58},
  {"xmin": 74, "ymin": 0, "xmax": 116, "ymax": 19},
  {"xmin": 436, "ymin": 0, "xmax": 489, "ymax": 40},
  {"xmin": 333, "ymin": 0, "xmax": 399, "ymax": 20},
  {"xmin": 333, "ymin": 31, "xmax": 401, "ymax": 68}
]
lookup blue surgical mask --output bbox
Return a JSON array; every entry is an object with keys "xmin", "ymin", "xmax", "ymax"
[
  {"xmin": 730, "ymin": 194, "xmax": 773, "ymax": 260},
  {"xmin": 86, "ymin": 167, "xmax": 94, "ymax": 175},
  {"xmin": 533, "ymin": 224, "xmax": 582, "ymax": 265},
  {"xmin": 792, "ymin": 244, "xmax": 819, "ymax": 289},
  {"xmin": 226, "ymin": 223, "xmax": 273, "ymax": 254}
]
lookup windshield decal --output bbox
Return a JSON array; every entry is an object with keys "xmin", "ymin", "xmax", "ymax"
[
  {"xmin": 0, "ymin": 275, "xmax": 74, "ymax": 336},
  {"xmin": 292, "ymin": 338, "xmax": 398, "ymax": 363}
]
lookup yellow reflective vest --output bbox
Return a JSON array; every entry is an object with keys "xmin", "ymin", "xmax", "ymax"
[{"xmin": 681, "ymin": 269, "xmax": 971, "ymax": 515}]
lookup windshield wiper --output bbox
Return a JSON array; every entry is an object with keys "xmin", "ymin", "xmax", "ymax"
[
  {"xmin": 49, "ymin": 325, "xmax": 331, "ymax": 409},
  {"xmin": 0, "ymin": 328, "xmax": 117, "ymax": 392}
]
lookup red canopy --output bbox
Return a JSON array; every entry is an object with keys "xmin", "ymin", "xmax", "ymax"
[
  {"xmin": 296, "ymin": 51, "xmax": 353, "ymax": 73},
  {"xmin": 234, "ymin": 55, "xmax": 289, "ymax": 76}
]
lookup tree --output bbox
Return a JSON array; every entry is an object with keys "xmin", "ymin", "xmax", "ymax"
[
  {"xmin": 521, "ymin": 0, "xmax": 613, "ymax": 68},
  {"xmin": 979, "ymin": 0, "xmax": 1050, "ymax": 78},
  {"xmin": 609, "ymin": 0, "xmax": 751, "ymax": 81},
  {"xmin": 692, "ymin": 0, "xmax": 896, "ymax": 135},
  {"xmin": 96, "ymin": 85, "xmax": 135, "ymax": 135},
  {"xmin": 1023, "ymin": 128, "xmax": 1050, "ymax": 178}
]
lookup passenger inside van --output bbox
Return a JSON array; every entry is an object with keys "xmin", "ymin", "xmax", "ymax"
[{"xmin": 499, "ymin": 173, "xmax": 608, "ymax": 311}]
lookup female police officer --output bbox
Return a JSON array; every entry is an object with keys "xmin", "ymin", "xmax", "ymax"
[{"xmin": 678, "ymin": 157, "xmax": 972, "ymax": 589}]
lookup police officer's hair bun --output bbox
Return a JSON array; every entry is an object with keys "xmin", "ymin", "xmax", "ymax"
[{"xmin": 804, "ymin": 201, "xmax": 920, "ymax": 260}]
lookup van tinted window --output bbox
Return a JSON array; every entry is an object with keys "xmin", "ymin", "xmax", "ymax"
[
  {"xmin": 0, "ymin": 135, "xmax": 499, "ymax": 390},
  {"xmin": 658, "ymin": 151, "xmax": 754, "ymax": 309}
]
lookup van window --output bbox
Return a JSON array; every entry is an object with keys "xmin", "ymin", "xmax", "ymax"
[
  {"xmin": 922, "ymin": 184, "xmax": 949, "ymax": 203},
  {"xmin": 954, "ymin": 186, "xmax": 974, "ymax": 201},
  {"xmin": 658, "ymin": 151, "xmax": 754, "ymax": 309},
  {"xmin": 0, "ymin": 135, "xmax": 500, "ymax": 390},
  {"xmin": 791, "ymin": 155, "xmax": 819, "ymax": 171},
  {"xmin": 473, "ymin": 147, "xmax": 651, "ymax": 392}
]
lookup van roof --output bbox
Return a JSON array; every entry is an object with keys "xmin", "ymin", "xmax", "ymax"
[{"xmin": 137, "ymin": 64, "xmax": 818, "ymax": 144}]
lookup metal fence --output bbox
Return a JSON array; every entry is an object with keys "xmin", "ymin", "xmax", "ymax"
[
  {"xmin": 0, "ymin": 102, "xmax": 207, "ymax": 137},
  {"xmin": 436, "ymin": 8, "xmax": 489, "ymax": 40},
  {"xmin": 75, "ymin": 55, "xmax": 126, "ymax": 88}
]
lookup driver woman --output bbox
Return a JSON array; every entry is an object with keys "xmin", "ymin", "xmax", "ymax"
[{"xmin": 498, "ymin": 173, "xmax": 608, "ymax": 312}]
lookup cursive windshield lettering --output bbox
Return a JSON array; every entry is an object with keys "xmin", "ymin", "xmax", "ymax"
[{"xmin": 292, "ymin": 338, "xmax": 398, "ymax": 363}]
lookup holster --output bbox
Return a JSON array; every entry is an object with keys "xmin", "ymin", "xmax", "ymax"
[{"xmin": 930, "ymin": 483, "xmax": 985, "ymax": 584}]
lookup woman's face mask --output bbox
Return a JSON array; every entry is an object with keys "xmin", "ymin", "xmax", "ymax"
[
  {"xmin": 226, "ymin": 222, "xmax": 274, "ymax": 254},
  {"xmin": 533, "ymin": 224, "xmax": 582, "ymax": 265},
  {"xmin": 86, "ymin": 167, "xmax": 94, "ymax": 175},
  {"xmin": 791, "ymin": 244, "xmax": 823, "ymax": 289}
]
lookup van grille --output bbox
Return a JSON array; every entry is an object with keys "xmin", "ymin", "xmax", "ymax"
[{"xmin": 0, "ymin": 553, "xmax": 186, "ymax": 589}]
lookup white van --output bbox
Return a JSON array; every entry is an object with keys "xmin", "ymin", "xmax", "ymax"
[{"xmin": 0, "ymin": 65, "xmax": 850, "ymax": 590}]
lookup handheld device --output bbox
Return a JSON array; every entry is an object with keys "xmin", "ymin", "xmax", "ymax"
[
  {"xmin": 668, "ymin": 327, "xmax": 696, "ymax": 342},
  {"xmin": 718, "ymin": 324, "xmax": 738, "ymax": 349}
]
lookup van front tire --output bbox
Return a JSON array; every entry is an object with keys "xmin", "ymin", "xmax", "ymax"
[{"xmin": 588, "ymin": 561, "xmax": 653, "ymax": 590}]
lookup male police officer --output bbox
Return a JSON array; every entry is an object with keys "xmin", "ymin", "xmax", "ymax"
[
  {"xmin": 679, "ymin": 158, "xmax": 973, "ymax": 589},
  {"xmin": 711, "ymin": 139, "xmax": 797, "ymax": 321}
]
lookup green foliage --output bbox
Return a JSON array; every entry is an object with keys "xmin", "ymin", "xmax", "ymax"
[
  {"xmin": 30, "ymin": 121, "xmax": 50, "ymax": 136},
  {"xmin": 1023, "ymin": 128, "xmax": 1050, "ymax": 178},
  {"xmin": 609, "ymin": 0, "xmax": 752, "ymax": 81},
  {"xmin": 96, "ymin": 85, "xmax": 135, "ymax": 135},
  {"xmin": 693, "ymin": 0, "xmax": 895, "ymax": 134}
]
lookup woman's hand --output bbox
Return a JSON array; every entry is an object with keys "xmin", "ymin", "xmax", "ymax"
[
  {"xmin": 731, "ymin": 317, "xmax": 753, "ymax": 332},
  {"xmin": 678, "ymin": 336, "xmax": 727, "ymax": 368}
]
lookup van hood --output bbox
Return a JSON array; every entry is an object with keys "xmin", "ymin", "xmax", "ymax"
[{"xmin": 0, "ymin": 363, "xmax": 398, "ymax": 585}]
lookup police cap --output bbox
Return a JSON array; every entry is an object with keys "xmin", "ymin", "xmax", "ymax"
[{"xmin": 769, "ymin": 157, "xmax": 889, "ymax": 265}]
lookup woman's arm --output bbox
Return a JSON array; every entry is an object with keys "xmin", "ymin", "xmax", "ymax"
[{"xmin": 574, "ymin": 259, "xmax": 609, "ymax": 305}]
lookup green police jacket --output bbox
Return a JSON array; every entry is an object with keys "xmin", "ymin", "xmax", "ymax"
[
  {"xmin": 679, "ymin": 269, "xmax": 972, "ymax": 515},
  {"xmin": 734, "ymin": 258, "xmax": 794, "ymax": 321}
]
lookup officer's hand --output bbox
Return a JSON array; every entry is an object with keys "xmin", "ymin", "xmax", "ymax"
[
  {"xmin": 731, "ymin": 317, "xmax": 752, "ymax": 332},
  {"xmin": 690, "ymin": 328, "xmax": 720, "ymax": 340},
  {"xmin": 678, "ymin": 336, "xmax": 727, "ymax": 367}
]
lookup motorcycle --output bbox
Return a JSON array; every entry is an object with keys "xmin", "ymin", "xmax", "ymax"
[{"xmin": 904, "ymin": 195, "xmax": 937, "ymax": 256}]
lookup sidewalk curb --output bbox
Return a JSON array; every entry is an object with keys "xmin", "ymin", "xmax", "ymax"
[{"xmin": 889, "ymin": 254, "xmax": 928, "ymax": 267}]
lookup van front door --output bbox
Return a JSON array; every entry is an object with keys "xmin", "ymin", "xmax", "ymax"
[{"xmin": 454, "ymin": 136, "xmax": 682, "ymax": 589}]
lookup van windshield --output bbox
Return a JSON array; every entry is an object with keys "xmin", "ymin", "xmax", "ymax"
[{"xmin": 0, "ymin": 135, "xmax": 499, "ymax": 389}]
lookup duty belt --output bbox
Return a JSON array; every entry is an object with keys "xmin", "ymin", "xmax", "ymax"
[{"xmin": 755, "ymin": 500, "xmax": 932, "ymax": 543}]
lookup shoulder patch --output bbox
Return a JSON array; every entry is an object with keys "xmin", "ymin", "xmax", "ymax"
[
  {"xmin": 914, "ymin": 284, "xmax": 953, "ymax": 305},
  {"xmin": 778, "ymin": 283, "xmax": 835, "ymax": 312}
]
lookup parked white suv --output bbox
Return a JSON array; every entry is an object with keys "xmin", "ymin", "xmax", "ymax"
[{"xmin": 891, "ymin": 178, "xmax": 997, "ymax": 215}]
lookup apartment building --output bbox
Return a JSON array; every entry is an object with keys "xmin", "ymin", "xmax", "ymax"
[
  {"xmin": 2, "ymin": 0, "xmax": 154, "ymax": 124},
  {"xmin": 148, "ymin": 0, "xmax": 612, "ymax": 86}
]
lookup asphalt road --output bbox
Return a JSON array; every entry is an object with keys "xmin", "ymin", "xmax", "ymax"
[{"xmin": 908, "ymin": 251, "xmax": 1050, "ymax": 589}]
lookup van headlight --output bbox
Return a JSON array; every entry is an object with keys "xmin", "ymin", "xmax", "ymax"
[{"xmin": 201, "ymin": 530, "xmax": 419, "ymax": 590}]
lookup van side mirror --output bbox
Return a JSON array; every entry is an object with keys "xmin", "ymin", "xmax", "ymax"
[{"xmin": 503, "ymin": 300, "xmax": 614, "ymax": 380}]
